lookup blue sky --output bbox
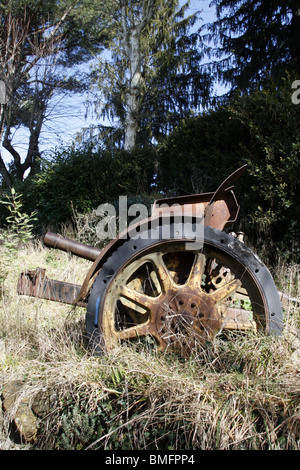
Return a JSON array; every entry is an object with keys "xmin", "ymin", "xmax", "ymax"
[{"xmin": 2, "ymin": 0, "xmax": 220, "ymax": 166}]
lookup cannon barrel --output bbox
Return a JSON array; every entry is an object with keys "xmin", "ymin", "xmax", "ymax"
[{"xmin": 44, "ymin": 232, "xmax": 101, "ymax": 262}]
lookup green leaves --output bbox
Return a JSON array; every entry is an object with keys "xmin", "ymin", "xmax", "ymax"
[
  {"xmin": 157, "ymin": 76, "xmax": 300, "ymax": 262},
  {"xmin": 209, "ymin": 0, "xmax": 300, "ymax": 92},
  {"xmin": 0, "ymin": 187, "xmax": 37, "ymax": 282},
  {"xmin": 0, "ymin": 187, "xmax": 37, "ymax": 244},
  {"xmin": 89, "ymin": 0, "xmax": 211, "ymax": 148},
  {"xmin": 21, "ymin": 145, "xmax": 156, "ymax": 227}
]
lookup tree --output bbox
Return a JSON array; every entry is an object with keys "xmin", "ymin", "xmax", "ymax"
[
  {"xmin": 0, "ymin": 0, "xmax": 75, "ymax": 186},
  {"xmin": 157, "ymin": 77, "xmax": 300, "ymax": 261},
  {"xmin": 208, "ymin": 0, "xmax": 300, "ymax": 93},
  {"xmin": 0, "ymin": 0, "xmax": 112, "ymax": 187},
  {"xmin": 228, "ymin": 78, "xmax": 300, "ymax": 255},
  {"xmin": 89, "ymin": 0, "xmax": 212, "ymax": 151}
]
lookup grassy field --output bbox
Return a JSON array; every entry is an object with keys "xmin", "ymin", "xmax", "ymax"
[{"xmin": 0, "ymin": 235, "xmax": 299, "ymax": 450}]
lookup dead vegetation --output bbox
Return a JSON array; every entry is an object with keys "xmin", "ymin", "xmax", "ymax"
[{"xmin": 0, "ymin": 237, "xmax": 299, "ymax": 450}]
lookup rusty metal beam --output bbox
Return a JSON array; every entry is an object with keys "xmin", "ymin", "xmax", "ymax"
[{"xmin": 17, "ymin": 268, "xmax": 86, "ymax": 306}]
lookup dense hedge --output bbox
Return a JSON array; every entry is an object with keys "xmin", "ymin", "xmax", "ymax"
[{"xmin": 19, "ymin": 146, "xmax": 156, "ymax": 228}]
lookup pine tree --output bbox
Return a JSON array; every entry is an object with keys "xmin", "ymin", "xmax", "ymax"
[
  {"xmin": 208, "ymin": 0, "xmax": 300, "ymax": 92},
  {"xmin": 89, "ymin": 0, "xmax": 212, "ymax": 150}
]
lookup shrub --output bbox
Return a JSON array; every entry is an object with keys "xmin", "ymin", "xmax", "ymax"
[
  {"xmin": 0, "ymin": 188, "xmax": 37, "ymax": 283},
  {"xmin": 21, "ymin": 145, "xmax": 156, "ymax": 228},
  {"xmin": 157, "ymin": 77, "xmax": 300, "ymax": 262}
]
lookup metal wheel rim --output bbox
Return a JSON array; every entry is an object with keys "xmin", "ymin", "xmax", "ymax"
[{"xmin": 86, "ymin": 224, "xmax": 283, "ymax": 355}]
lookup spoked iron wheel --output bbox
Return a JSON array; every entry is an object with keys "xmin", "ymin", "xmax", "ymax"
[{"xmin": 86, "ymin": 223, "xmax": 283, "ymax": 355}]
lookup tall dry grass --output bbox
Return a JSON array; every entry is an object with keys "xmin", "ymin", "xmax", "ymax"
[{"xmin": 0, "ymin": 237, "xmax": 299, "ymax": 450}]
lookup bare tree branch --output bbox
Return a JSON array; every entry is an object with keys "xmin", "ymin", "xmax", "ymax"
[{"xmin": 0, "ymin": 2, "xmax": 75, "ymax": 184}]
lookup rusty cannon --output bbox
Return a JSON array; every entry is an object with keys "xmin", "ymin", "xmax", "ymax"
[{"xmin": 17, "ymin": 165, "xmax": 283, "ymax": 355}]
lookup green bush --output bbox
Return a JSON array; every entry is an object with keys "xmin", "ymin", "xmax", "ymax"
[
  {"xmin": 0, "ymin": 188, "xmax": 37, "ymax": 283},
  {"xmin": 229, "ymin": 78, "xmax": 300, "ymax": 260},
  {"xmin": 157, "ymin": 105, "xmax": 245, "ymax": 195},
  {"xmin": 21, "ymin": 145, "xmax": 156, "ymax": 228},
  {"xmin": 157, "ymin": 77, "xmax": 300, "ymax": 262}
]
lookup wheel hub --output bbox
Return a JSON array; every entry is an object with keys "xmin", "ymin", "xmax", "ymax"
[{"xmin": 152, "ymin": 288, "xmax": 223, "ymax": 351}]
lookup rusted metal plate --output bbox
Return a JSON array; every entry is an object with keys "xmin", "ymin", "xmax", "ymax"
[
  {"xmin": 17, "ymin": 268, "xmax": 86, "ymax": 306},
  {"xmin": 152, "ymin": 189, "xmax": 240, "ymax": 231},
  {"xmin": 208, "ymin": 164, "xmax": 248, "ymax": 205},
  {"xmin": 222, "ymin": 307, "xmax": 256, "ymax": 331}
]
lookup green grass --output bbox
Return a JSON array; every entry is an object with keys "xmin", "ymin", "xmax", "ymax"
[{"xmin": 0, "ymin": 236, "xmax": 299, "ymax": 450}]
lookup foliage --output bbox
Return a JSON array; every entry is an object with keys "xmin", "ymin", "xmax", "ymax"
[
  {"xmin": 0, "ymin": 187, "xmax": 37, "ymax": 283},
  {"xmin": 157, "ymin": 77, "xmax": 300, "ymax": 261},
  {"xmin": 88, "ymin": 0, "xmax": 211, "ymax": 150},
  {"xmin": 157, "ymin": 105, "xmax": 245, "ymax": 195},
  {"xmin": 55, "ymin": 0, "xmax": 114, "ymax": 65},
  {"xmin": 228, "ymin": 77, "xmax": 300, "ymax": 259},
  {"xmin": 21, "ymin": 145, "xmax": 156, "ymax": 228},
  {"xmin": 208, "ymin": 0, "xmax": 300, "ymax": 93},
  {"xmin": 0, "ymin": 0, "xmax": 111, "ymax": 186}
]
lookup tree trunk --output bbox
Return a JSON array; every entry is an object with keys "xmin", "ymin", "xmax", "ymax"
[
  {"xmin": 0, "ymin": 104, "xmax": 12, "ymax": 187},
  {"xmin": 0, "ymin": 152, "xmax": 13, "ymax": 187},
  {"xmin": 121, "ymin": 0, "xmax": 154, "ymax": 151},
  {"xmin": 124, "ymin": 30, "xmax": 142, "ymax": 151}
]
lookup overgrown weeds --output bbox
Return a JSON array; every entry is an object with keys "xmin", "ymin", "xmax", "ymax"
[
  {"xmin": 0, "ymin": 234, "xmax": 299, "ymax": 450},
  {"xmin": 0, "ymin": 188, "xmax": 37, "ymax": 285}
]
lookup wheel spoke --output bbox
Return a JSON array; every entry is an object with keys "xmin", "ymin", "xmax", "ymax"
[
  {"xmin": 188, "ymin": 253, "xmax": 206, "ymax": 289},
  {"xmin": 211, "ymin": 278, "xmax": 242, "ymax": 303},
  {"xmin": 114, "ymin": 322, "xmax": 152, "ymax": 340},
  {"xmin": 119, "ymin": 285, "xmax": 154, "ymax": 311},
  {"xmin": 150, "ymin": 252, "xmax": 175, "ymax": 291}
]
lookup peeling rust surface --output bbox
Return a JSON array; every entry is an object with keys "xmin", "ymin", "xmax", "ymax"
[
  {"xmin": 17, "ymin": 268, "xmax": 86, "ymax": 306},
  {"xmin": 152, "ymin": 189, "xmax": 239, "ymax": 231}
]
